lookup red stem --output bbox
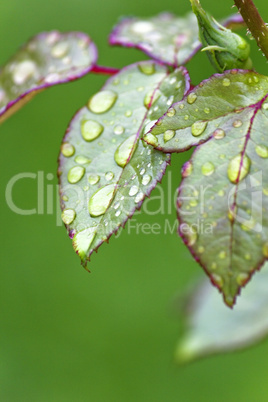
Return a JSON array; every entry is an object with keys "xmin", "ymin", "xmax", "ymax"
[
  {"xmin": 91, "ymin": 65, "xmax": 120, "ymax": 75},
  {"xmin": 233, "ymin": 0, "xmax": 268, "ymax": 60}
]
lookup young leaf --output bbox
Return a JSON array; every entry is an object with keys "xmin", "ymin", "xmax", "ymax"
[
  {"xmin": 145, "ymin": 70, "xmax": 268, "ymax": 306},
  {"xmin": 109, "ymin": 12, "xmax": 244, "ymax": 67},
  {"xmin": 0, "ymin": 31, "xmax": 98, "ymax": 124},
  {"xmin": 176, "ymin": 262, "xmax": 268, "ymax": 363},
  {"xmin": 58, "ymin": 61, "xmax": 190, "ymax": 267}
]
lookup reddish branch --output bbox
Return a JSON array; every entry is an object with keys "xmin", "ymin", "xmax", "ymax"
[{"xmin": 233, "ymin": 0, "xmax": 268, "ymax": 60}]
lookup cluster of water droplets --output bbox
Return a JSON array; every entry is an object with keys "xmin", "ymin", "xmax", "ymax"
[
  {"xmin": 60, "ymin": 62, "xmax": 173, "ymax": 259},
  {"xmin": 0, "ymin": 31, "xmax": 93, "ymax": 110}
]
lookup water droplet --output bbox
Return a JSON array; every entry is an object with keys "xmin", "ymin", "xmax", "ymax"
[
  {"xmin": 88, "ymin": 175, "xmax": 100, "ymax": 185},
  {"xmin": 140, "ymin": 168, "xmax": 145, "ymax": 175},
  {"xmin": 191, "ymin": 121, "xmax": 208, "ymax": 137},
  {"xmin": 114, "ymin": 135, "xmax": 137, "ymax": 167},
  {"xmin": 262, "ymin": 102, "xmax": 268, "ymax": 110},
  {"xmin": 213, "ymin": 128, "xmax": 225, "ymax": 139},
  {"xmin": 129, "ymin": 185, "xmax": 139, "ymax": 196},
  {"xmin": 68, "ymin": 166, "xmax": 85, "ymax": 184},
  {"xmin": 105, "ymin": 171, "xmax": 114, "ymax": 181},
  {"xmin": 189, "ymin": 199, "xmax": 198, "ymax": 207},
  {"xmin": 144, "ymin": 89, "xmax": 161, "ymax": 109},
  {"xmin": 81, "ymin": 119, "xmax": 104, "ymax": 141},
  {"xmin": 233, "ymin": 119, "xmax": 243, "ymax": 128},
  {"xmin": 255, "ymin": 144, "xmax": 268, "ymax": 158},
  {"xmin": 219, "ymin": 251, "xmax": 227, "ymax": 259},
  {"xmin": 115, "ymin": 210, "xmax": 121, "ymax": 217},
  {"xmin": 135, "ymin": 192, "xmax": 144, "ymax": 203},
  {"xmin": 131, "ymin": 21, "xmax": 154, "ymax": 34},
  {"xmin": 61, "ymin": 142, "xmax": 75, "ymax": 157},
  {"xmin": 222, "ymin": 78, "xmax": 231, "ymax": 87},
  {"xmin": 51, "ymin": 41, "xmax": 69, "ymax": 58},
  {"xmin": 211, "ymin": 262, "xmax": 217, "ymax": 270},
  {"xmin": 138, "ymin": 62, "xmax": 155, "ymax": 75},
  {"xmin": 187, "ymin": 92, "xmax": 197, "ymax": 104},
  {"xmin": 182, "ymin": 161, "xmax": 193, "ymax": 177},
  {"xmin": 142, "ymin": 174, "xmax": 151, "ymax": 186},
  {"xmin": 114, "ymin": 201, "xmax": 120, "ymax": 210},
  {"xmin": 263, "ymin": 242, "xmax": 268, "ymax": 257},
  {"xmin": 201, "ymin": 162, "xmax": 215, "ymax": 176},
  {"xmin": 125, "ymin": 110, "xmax": 132, "ymax": 117},
  {"xmin": 75, "ymin": 155, "xmax": 91, "ymax": 164},
  {"xmin": 212, "ymin": 274, "xmax": 224, "ymax": 288},
  {"xmin": 13, "ymin": 60, "xmax": 37, "ymax": 85},
  {"xmin": 236, "ymin": 273, "xmax": 249, "ymax": 286},
  {"xmin": 227, "ymin": 153, "xmax": 251, "ymax": 183},
  {"xmin": 44, "ymin": 73, "xmax": 59, "ymax": 84},
  {"xmin": 88, "ymin": 184, "xmax": 116, "ymax": 217},
  {"xmin": 144, "ymin": 133, "xmax": 158, "ymax": 147},
  {"xmin": 198, "ymin": 246, "xmax": 205, "ymax": 253},
  {"xmin": 204, "ymin": 107, "xmax": 210, "ymax": 114},
  {"xmin": 61, "ymin": 208, "xmax": 76, "ymax": 225},
  {"xmin": 88, "ymin": 90, "xmax": 117, "ymax": 114},
  {"xmin": 167, "ymin": 107, "xmax": 175, "ymax": 117},
  {"xmin": 113, "ymin": 125, "xmax": 125, "ymax": 135},
  {"xmin": 164, "ymin": 129, "xmax": 175, "ymax": 142},
  {"xmin": 183, "ymin": 228, "xmax": 197, "ymax": 246}
]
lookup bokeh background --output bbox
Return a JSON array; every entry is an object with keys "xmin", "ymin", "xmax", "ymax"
[{"xmin": 1, "ymin": 0, "xmax": 268, "ymax": 400}]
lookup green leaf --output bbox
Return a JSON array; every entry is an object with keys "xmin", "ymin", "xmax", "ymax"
[
  {"xmin": 176, "ymin": 262, "xmax": 268, "ymax": 363},
  {"xmin": 0, "ymin": 31, "xmax": 98, "ymax": 124},
  {"xmin": 58, "ymin": 61, "xmax": 190, "ymax": 267},
  {"xmin": 109, "ymin": 12, "xmax": 244, "ymax": 67},
  {"xmin": 146, "ymin": 70, "xmax": 268, "ymax": 306}
]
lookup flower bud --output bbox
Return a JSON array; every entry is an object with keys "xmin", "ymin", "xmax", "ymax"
[{"xmin": 191, "ymin": 0, "xmax": 252, "ymax": 72}]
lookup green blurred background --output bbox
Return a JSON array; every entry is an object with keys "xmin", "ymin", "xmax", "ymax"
[{"xmin": 1, "ymin": 0, "xmax": 268, "ymax": 401}]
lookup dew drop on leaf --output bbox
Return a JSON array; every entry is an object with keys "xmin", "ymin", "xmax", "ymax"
[
  {"xmin": 129, "ymin": 185, "xmax": 139, "ymax": 196},
  {"xmin": 81, "ymin": 119, "xmax": 104, "ymax": 141},
  {"xmin": 255, "ymin": 144, "xmax": 268, "ymax": 158},
  {"xmin": 67, "ymin": 166, "xmax": 85, "ymax": 184},
  {"xmin": 114, "ymin": 134, "xmax": 137, "ymax": 167},
  {"xmin": 61, "ymin": 208, "xmax": 76, "ymax": 225},
  {"xmin": 88, "ymin": 90, "xmax": 117, "ymax": 114},
  {"xmin": 187, "ymin": 92, "xmax": 197, "ymax": 104},
  {"xmin": 164, "ymin": 129, "xmax": 175, "ymax": 142},
  {"xmin": 88, "ymin": 175, "xmax": 100, "ymax": 185},
  {"xmin": 113, "ymin": 125, "xmax": 125, "ymax": 135},
  {"xmin": 142, "ymin": 174, "xmax": 151, "ymax": 185},
  {"xmin": 88, "ymin": 184, "xmax": 116, "ymax": 217},
  {"xmin": 213, "ymin": 128, "xmax": 225, "ymax": 139},
  {"xmin": 138, "ymin": 62, "xmax": 155, "ymax": 75},
  {"xmin": 61, "ymin": 142, "xmax": 75, "ymax": 157},
  {"xmin": 191, "ymin": 121, "xmax": 208, "ymax": 137},
  {"xmin": 201, "ymin": 161, "xmax": 215, "ymax": 176},
  {"xmin": 144, "ymin": 133, "xmax": 158, "ymax": 147},
  {"xmin": 227, "ymin": 154, "xmax": 251, "ymax": 183}
]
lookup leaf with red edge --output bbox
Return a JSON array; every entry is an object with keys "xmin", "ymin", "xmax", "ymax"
[
  {"xmin": 146, "ymin": 70, "xmax": 268, "ymax": 306},
  {"xmin": 58, "ymin": 61, "xmax": 190, "ymax": 267},
  {"xmin": 0, "ymin": 31, "xmax": 98, "ymax": 124},
  {"xmin": 109, "ymin": 12, "xmax": 244, "ymax": 67},
  {"xmin": 176, "ymin": 262, "xmax": 268, "ymax": 363}
]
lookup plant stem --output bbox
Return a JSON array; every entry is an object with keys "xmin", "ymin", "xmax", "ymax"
[
  {"xmin": 233, "ymin": 0, "xmax": 268, "ymax": 60},
  {"xmin": 91, "ymin": 65, "xmax": 119, "ymax": 75}
]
